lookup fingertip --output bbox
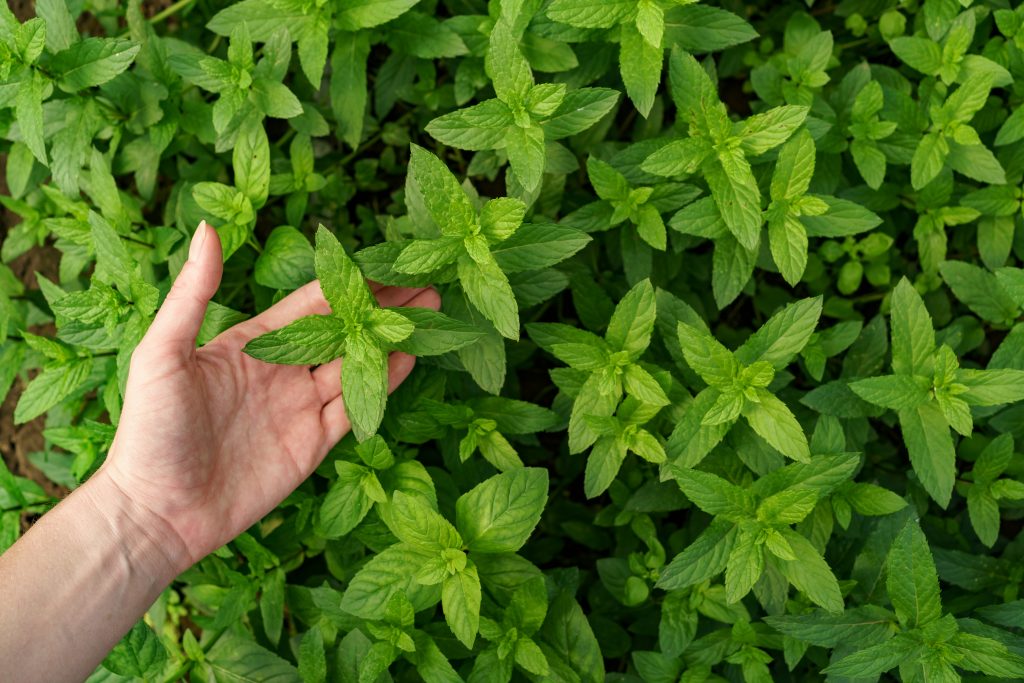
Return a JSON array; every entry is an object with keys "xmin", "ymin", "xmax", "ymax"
[
  {"xmin": 401, "ymin": 288, "xmax": 441, "ymax": 311},
  {"xmin": 203, "ymin": 220, "xmax": 223, "ymax": 262},
  {"xmin": 423, "ymin": 287, "xmax": 442, "ymax": 311}
]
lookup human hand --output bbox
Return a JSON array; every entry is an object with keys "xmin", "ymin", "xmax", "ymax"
[{"xmin": 95, "ymin": 222, "xmax": 439, "ymax": 573}]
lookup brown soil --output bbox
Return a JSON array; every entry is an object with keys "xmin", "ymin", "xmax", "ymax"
[
  {"xmin": 0, "ymin": 157, "xmax": 68, "ymax": 503},
  {"xmin": 0, "ymin": 245, "xmax": 67, "ymax": 503},
  {"xmin": 2, "ymin": 1, "xmax": 190, "ymax": 505}
]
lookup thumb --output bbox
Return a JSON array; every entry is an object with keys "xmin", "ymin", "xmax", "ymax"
[{"xmin": 145, "ymin": 221, "xmax": 223, "ymax": 351}]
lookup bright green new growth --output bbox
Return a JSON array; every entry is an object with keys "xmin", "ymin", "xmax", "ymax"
[
  {"xmin": 425, "ymin": 6, "xmax": 619, "ymax": 195},
  {"xmin": 661, "ymin": 454, "xmax": 857, "ymax": 612},
  {"xmin": 667, "ymin": 296, "xmax": 822, "ymax": 467},
  {"xmin": 244, "ymin": 225, "xmax": 479, "ymax": 441},
  {"xmin": 850, "ymin": 278, "xmax": 1024, "ymax": 507}
]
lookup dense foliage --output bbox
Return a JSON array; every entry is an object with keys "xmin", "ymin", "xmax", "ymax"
[{"xmin": 5, "ymin": 0, "xmax": 1024, "ymax": 680}]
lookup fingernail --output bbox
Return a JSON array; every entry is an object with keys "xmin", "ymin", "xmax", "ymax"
[{"xmin": 188, "ymin": 221, "xmax": 208, "ymax": 262}]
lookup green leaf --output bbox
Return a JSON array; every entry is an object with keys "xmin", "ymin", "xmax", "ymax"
[
  {"xmin": 663, "ymin": 5, "xmax": 757, "ymax": 52},
  {"xmin": 243, "ymin": 315, "xmax": 346, "ymax": 365},
  {"xmin": 768, "ymin": 214, "xmax": 808, "ymax": 286},
  {"xmin": 765, "ymin": 605, "xmax": 896, "ymax": 648},
  {"xmin": 298, "ymin": 627, "xmax": 327, "ymax": 683},
  {"xmin": 200, "ymin": 633, "xmax": 300, "ymax": 682},
  {"xmin": 458, "ymin": 256, "xmax": 520, "ymax": 340},
  {"xmin": 735, "ymin": 297, "xmax": 823, "ymax": 369},
  {"xmin": 51, "ymin": 38, "xmax": 140, "ymax": 92},
  {"xmin": 340, "ymin": 544, "xmax": 440, "ymax": 618},
  {"xmin": 823, "ymin": 636, "xmax": 921, "ymax": 677},
  {"xmin": 389, "ymin": 307, "xmax": 485, "ymax": 356},
  {"xmin": 317, "ymin": 462, "xmax": 374, "ymax": 538},
  {"xmin": 427, "ymin": 99, "xmax": 514, "ymax": 151},
  {"xmin": 15, "ymin": 359, "xmax": 92, "ymax": 424},
  {"xmin": 940, "ymin": 260, "xmax": 1020, "ymax": 324},
  {"xmin": 233, "ymin": 114, "xmax": 270, "ymax": 207},
  {"xmin": 890, "ymin": 278, "xmax": 935, "ymax": 377},
  {"xmin": 800, "ymin": 197, "xmax": 882, "ymax": 237},
  {"xmin": 330, "ymin": 31, "xmax": 371, "ymax": 149},
  {"xmin": 958, "ymin": 368, "xmax": 1024, "ymax": 405},
  {"xmin": 314, "ymin": 225, "xmax": 373, "ymax": 326},
  {"xmin": 252, "ymin": 79, "xmax": 303, "ymax": 119},
  {"xmin": 657, "ymin": 519, "xmax": 737, "ymax": 590},
  {"xmin": 408, "ymin": 144, "xmax": 476, "ymax": 235},
  {"xmin": 705, "ymin": 156, "xmax": 762, "ymax": 251},
  {"xmin": 455, "ymin": 468, "xmax": 548, "ymax": 553},
  {"xmin": 491, "ymin": 223, "xmax": 591, "ymax": 273},
  {"xmin": 541, "ymin": 88, "xmax": 620, "ymax": 140},
  {"xmin": 504, "ymin": 123, "xmax": 546, "ymax": 193},
  {"xmin": 36, "ymin": 0, "xmax": 76, "ymax": 53},
  {"xmin": 911, "ymin": 132, "xmax": 949, "ymax": 189},
  {"xmin": 15, "ymin": 73, "xmax": 47, "ymax": 166},
  {"xmin": 254, "ymin": 226, "xmax": 315, "ymax": 290},
  {"xmin": 336, "ymin": 0, "xmax": 419, "ymax": 30},
  {"xmin": 643, "ymin": 139, "xmax": 710, "ymax": 177},
  {"xmin": 890, "ymin": 36, "xmax": 942, "ymax": 75},
  {"xmin": 741, "ymin": 106, "xmax": 809, "ymax": 156},
  {"xmin": 777, "ymin": 529, "xmax": 844, "ymax": 612},
  {"xmin": 676, "ymin": 324, "xmax": 737, "ymax": 387},
  {"xmin": 899, "ymin": 401, "xmax": 955, "ymax": 507},
  {"xmin": 342, "ymin": 333, "xmax": 388, "ymax": 442},
  {"xmin": 260, "ymin": 569, "xmax": 285, "ymax": 648},
  {"xmin": 587, "ymin": 157, "xmax": 629, "ymax": 202},
  {"xmin": 547, "ymin": 0, "xmax": 632, "ymax": 28},
  {"xmin": 849, "ymin": 375, "xmax": 930, "ymax": 410},
  {"xmin": 584, "ymin": 437, "xmax": 627, "ymax": 498},
  {"xmin": 743, "ymin": 392, "xmax": 811, "ymax": 462},
  {"xmin": 486, "ymin": 20, "xmax": 532, "ymax": 105},
  {"xmin": 606, "ymin": 279, "xmax": 657, "ymax": 358},
  {"xmin": 619, "ymin": 22, "xmax": 662, "ymax": 118},
  {"xmin": 725, "ymin": 530, "xmax": 763, "ymax": 603},
  {"xmin": 770, "ymin": 129, "xmax": 815, "ymax": 200},
  {"xmin": 443, "ymin": 562, "xmax": 482, "ymax": 649},
  {"xmin": 887, "ymin": 519, "xmax": 943, "ymax": 629},
  {"xmin": 103, "ymin": 621, "xmax": 168, "ymax": 678},
  {"xmin": 968, "ymin": 485, "xmax": 1000, "ymax": 547},
  {"xmin": 383, "ymin": 490, "xmax": 462, "ymax": 550},
  {"xmin": 673, "ymin": 468, "xmax": 754, "ymax": 518}
]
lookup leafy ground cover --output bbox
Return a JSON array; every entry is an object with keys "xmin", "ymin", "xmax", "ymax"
[{"xmin": 4, "ymin": 0, "xmax": 1024, "ymax": 680}]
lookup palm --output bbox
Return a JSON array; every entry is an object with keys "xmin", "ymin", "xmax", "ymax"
[{"xmin": 105, "ymin": 280, "xmax": 434, "ymax": 566}]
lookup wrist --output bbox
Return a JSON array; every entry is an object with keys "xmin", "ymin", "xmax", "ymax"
[{"xmin": 79, "ymin": 469, "xmax": 192, "ymax": 581}]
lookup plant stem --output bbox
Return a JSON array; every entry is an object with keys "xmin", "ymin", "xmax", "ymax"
[{"xmin": 150, "ymin": 0, "xmax": 197, "ymax": 25}]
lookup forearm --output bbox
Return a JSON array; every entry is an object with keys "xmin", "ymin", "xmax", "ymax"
[{"xmin": 0, "ymin": 470, "xmax": 188, "ymax": 683}]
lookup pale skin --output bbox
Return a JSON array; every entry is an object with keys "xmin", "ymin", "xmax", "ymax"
[{"xmin": 0, "ymin": 222, "xmax": 440, "ymax": 682}]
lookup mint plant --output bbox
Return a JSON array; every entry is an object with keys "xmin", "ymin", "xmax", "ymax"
[
  {"xmin": 426, "ymin": 7, "xmax": 619, "ymax": 195},
  {"xmin": 244, "ymin": 226, "xmax": 478, "ymax": 440},
  {"xmin": 667, "ymin": 296, "xmax": 822, "ymax": 467},
  {"xmin": 850, "ymin": 279, "xmax": 1024, "ymax": 507},
  {"xmin": 5, "ymin": 0, "xmax": 1024, "ymax": 680}
]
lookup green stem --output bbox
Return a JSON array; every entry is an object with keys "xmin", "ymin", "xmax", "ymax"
[{"xmin": 150, "ymin": 0, "xmax": 197, "ymax": 25}]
